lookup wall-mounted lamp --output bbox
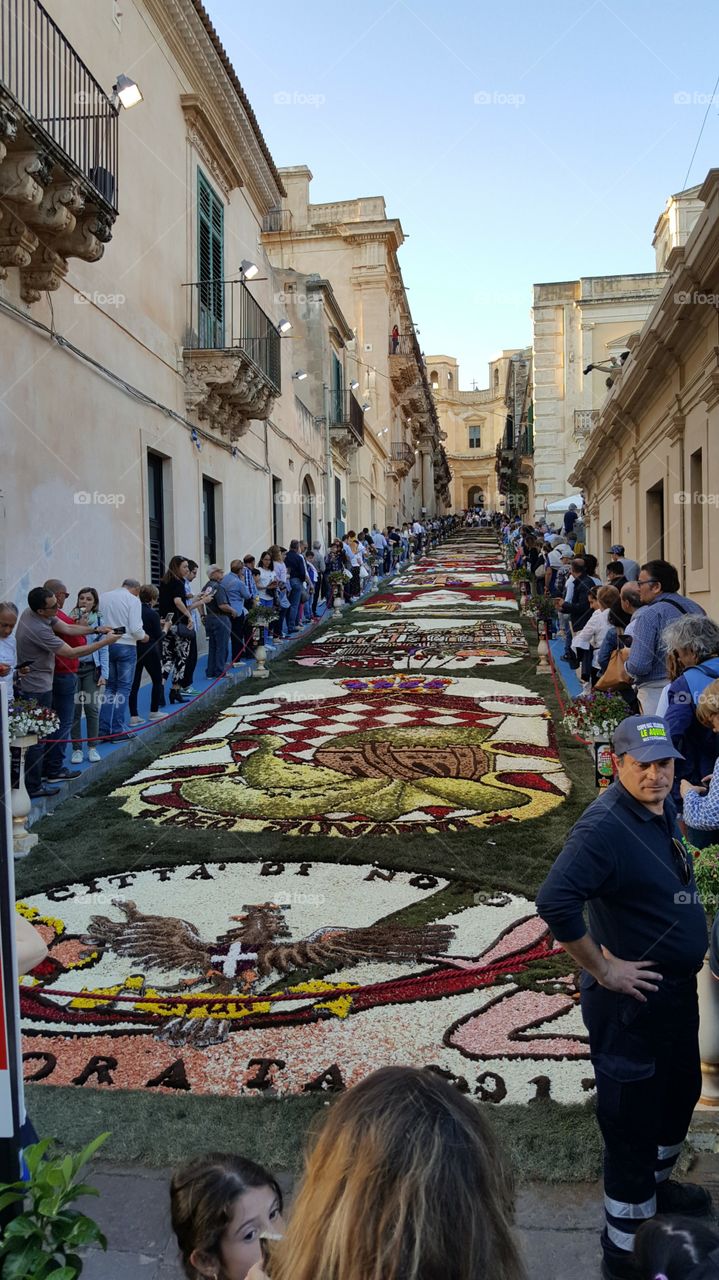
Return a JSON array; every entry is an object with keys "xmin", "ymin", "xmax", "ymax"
[
  {"xmin": 112, "ymin": 74, "xmax": 143, "ymax": 109},
  {"xmin": 293, "ymin": 370, "xmax": 308, "ymax": 381},
  {"xmin": 277, "ymin": 318, "xmax": 292, "ymax": 334},
  {"xmin": 361, "ymin": 402, "xmax": 371, "ymax": 412},
  {"xmin": 349, "ymin": 379, "xmax": 359, "ymax": 391},
  {"xmin": 239, "ymin": 260, "xmax": 260, "ymax": 280}
]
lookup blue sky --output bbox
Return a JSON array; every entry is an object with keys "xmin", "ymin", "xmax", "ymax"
[{"xmin": 207, "ymin": 0, "xmax": 719, "ymax": 390}]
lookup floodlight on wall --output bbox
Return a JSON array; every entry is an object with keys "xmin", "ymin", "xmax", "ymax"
[
  {"xmin": 293, "ymin": 370, "xmax": 308, "ymax": 381},
  {"xmin": 361, "ymin": 402, "xmax": 371, "ymax": 412},
  {"xmin": 239, "ymin": 260, "xmax": 260, "ymax": 280},
  {"xmin": 113, "ymin": 74, "xmax": 143, "ymax": 109},
  {"xmin": 349, "ymin": 379, "xmax": 359, "ymax": 391},
  {"xmin": 277, "ymin": 317, "xmax": 292, "ymax": 334}
]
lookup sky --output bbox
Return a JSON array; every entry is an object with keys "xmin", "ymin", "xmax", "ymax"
[{"xmin": 207, "ymin": 0, "xmax": 719, "ymax": 391}]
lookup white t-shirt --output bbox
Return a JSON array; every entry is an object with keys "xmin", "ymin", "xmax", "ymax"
[
  {"xmin": 0, "ymin": 631, "xmax": 16, "ymax": 689},
  {"xmin": 98, "ymin": 587, "xmax": 145, "ymax": 646}
]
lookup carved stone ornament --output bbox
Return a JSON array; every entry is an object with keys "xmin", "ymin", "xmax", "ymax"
[
  {"xmin": 24, "ymin": 180, "xmax": 84, "ymax": 234},
  {"xmin": 19, "ymin": 245, "xmax": 68, "ymax": 304},
  {"xmin": 0, "ymin": 207, "xmax": 38, "ymax": 274},
  {"xmin": 184, "ymin": 350, "xmax": 279, "ymax": 439},
  {"xmin": 0, "ymin": 105, "xmax": 18, "ymax": 165},
  {"xmin": 0, "ymin": 149, "xmax": 52, "ymax": 205}
]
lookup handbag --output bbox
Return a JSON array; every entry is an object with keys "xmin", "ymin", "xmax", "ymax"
[{"xmin": 595, "ymin": 643, "xmax": 633, "ymax": 691}]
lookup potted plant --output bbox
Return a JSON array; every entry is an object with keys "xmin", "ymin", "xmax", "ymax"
[
  {"xmin": 245, "ymin": 604, "xmax": 278, "ymax": 679},
  {"xmin": 561, "ymin": 691, "xmax": 632, "ymax": 740},
  {"xmin": 8, "ymin": 701, "xmax": 60, "ymax": 857},
  {"xmin": 327, "ymin": 571, "xmax": 346, "ymax": 614},
  {"xmin": 0, "ymin": 1132, "xmax": 109, "ymax": 1278}
]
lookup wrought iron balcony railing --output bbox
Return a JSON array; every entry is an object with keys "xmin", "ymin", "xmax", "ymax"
[
  {"xmin": 391, "ymin": 440, "xmax": 415, "ymax": 468},
  {"xmin": 0, "ymin": 0, "xmax": 119, "ymax": 210},
  {"xmin": 329, "ymin": 388, "xmax": 364, "ymax": 445},
  {"xmin": 388, "ymin": 333, "xmax": 416, "ymax": 357},
  {"xmin": 574, "ymin": 409, "xmax": 598, "ymax": 440},
  {"xmin": 262, "ymin": 208, "xmax": 292, "ymax": 232},
  {"xmin": 183, "ymin": 278, "xmax": 282, "ymax": 393}
]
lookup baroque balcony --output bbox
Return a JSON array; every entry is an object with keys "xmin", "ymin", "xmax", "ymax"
[
  {"xmin": 329, "ymin": 387, "xmax": 365, "ymax": 448},
  {"xmin": 0, "ymin": 0, "xmax": 118, "ymax": 302},
  {"xmin": 389, "ymin": 332, "xmax": 422, "ymax": 396},
  {"xmin": 183, "ymin": 278, "xmax": 282, "ymax": 440},
  {"xmin": 389, "ymin": 440, "xmax": 415, "ymax": 478},
  {"xmin": 573, "ymin": 409, "xmax": 598, "ymax": 442}
]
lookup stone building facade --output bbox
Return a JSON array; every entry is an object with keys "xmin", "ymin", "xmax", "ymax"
[
  {"xmin": 426, "ymin": 353, "xmax": 520, "ymax": 511},
  {"xmin": 570, "ymin": 170, "xmax": 719, "ymax": 613}
]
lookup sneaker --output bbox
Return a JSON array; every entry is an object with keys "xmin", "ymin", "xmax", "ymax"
[
  {"xmin": 88, "ymin": 748, "xmax": 101, "ymax": 763},
  {"xmin": 71, "ymin": 750, "xmax": 83, "ymax": 764},
  {"xmin": 44, "ymin": 767, "xmax": 81, "ymax": 781},
  {"xmin": 148, "ymin": 711, "xmax": 165, "ymax": 721},
  {"xmin": 183, "ymin": 686, "xmax": 199, "ymax": 696},
  {"xmin": 656, "ymin": 1180, "xmax": 713, "ymax": 1217},
  {"xmin": 129, "ymin": 715, "xmax": 144, "ymax": 726}
]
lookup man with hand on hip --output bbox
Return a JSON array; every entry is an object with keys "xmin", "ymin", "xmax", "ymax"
[{"xmin": 537, "ymin": 715, "xmax": 711, "ymax": 1279}]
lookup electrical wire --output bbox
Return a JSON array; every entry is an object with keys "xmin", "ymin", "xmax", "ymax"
[{"xmin": 681, "ymin": 69, "xmax": 719, "ymax": 191}]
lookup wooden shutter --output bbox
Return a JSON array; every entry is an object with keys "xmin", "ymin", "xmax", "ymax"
[{"xmin": 198, "ymin": 170, "xmax": 224, "ymax": 347}]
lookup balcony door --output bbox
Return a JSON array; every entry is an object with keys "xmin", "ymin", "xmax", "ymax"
[
  {"xmin": 147, "ymin": 453, "xmax": 166, "ymax": 586},
  {"xmin": 202, "ymin": 477, "xmax": 217, "ymax": 566},
  {"xmin": 331, "ymin": 351, "xmax": 343, "ymax": 424},
  {"xmin": 198, "ymin": 170, "xmax": 224, "ymax": 348}
]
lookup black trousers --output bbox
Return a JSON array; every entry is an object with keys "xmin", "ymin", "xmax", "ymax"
[
  {"xmin": 129, "ymin": 646, "xmax": 165, "ymax": 715},
  {"xmin": 181, "ymin": 632, "xmax": 198, "ymax": 688},
  {"xmin": 581, "ymin": 973, "xmax": 701, "ymax": 1254},
  {"xmin": 231, "ymin": 615, "xmax": 254, "ymax": 661}
]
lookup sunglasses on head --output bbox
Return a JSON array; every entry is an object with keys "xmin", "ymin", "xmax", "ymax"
[{"xmin": 672, "ymin": 837, "xmax": 692, "ymax": 886}]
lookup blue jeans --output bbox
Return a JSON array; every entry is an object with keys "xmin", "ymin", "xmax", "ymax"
[
  {"xmin": 18, "ymin": 688, "xmax": 53, "ymax": 795},
  {"xmin": 45, "ymin": 671, "xmax": 78, "ymax": 777},
  {"xmin": 206, "ymin": 613, "xmax": 231, "ymax": 676},
  {"xmin": 288, "ymin": 578, "xmax": 304, "ymax": 630},
  {"xmin": 99, "ymin": 645, "xmax": 137, "ymax": 737}
]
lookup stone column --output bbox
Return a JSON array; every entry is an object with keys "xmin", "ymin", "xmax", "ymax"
[{"xmin": 420, "ymin": 441, "xmax": 433, "ymax": 515}]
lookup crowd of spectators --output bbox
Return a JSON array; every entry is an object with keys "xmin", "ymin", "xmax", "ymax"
[{"xmin": 0, "ymin": 514, "xmax": 460, "ymax": 802}]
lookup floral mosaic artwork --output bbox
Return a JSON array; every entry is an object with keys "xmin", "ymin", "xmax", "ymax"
[
  {"xmin": 292, "ymin": 619, "xmax": 529, "ymax": 671},
  {"xmin": 19, "ymin": 533, "xmax": 587, "ymax": 1108},
  {"xmin": 20, "ymin": 873, "xmax": 590, "ymax": 1101},
  {"xmin": 112, "ymin": 673, "xmax": 570, "ymax": 837}
]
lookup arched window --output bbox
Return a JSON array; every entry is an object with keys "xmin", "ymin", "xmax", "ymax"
[
  {"xmin": 447, "ymin": 371, "xmax": 453, "ymax": 388},
  {"xmin": 493, "ymin": 367, "xmax": 500, "ymax": 391},
  {"xmin": 430, "ymin": 370, "xmax": 439, "ymax": 389},
  {"xmin": 468, "ymin": 424, "xmax": 481, "ymax": 449},
  {"xmin": 302, "ymin": 477, "xmax": 315, "ymax": 547}
]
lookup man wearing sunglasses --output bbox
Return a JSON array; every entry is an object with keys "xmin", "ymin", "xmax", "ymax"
[{"xmin": 537, "ymin": 715, "xmax": 711, "ymax": 1280}]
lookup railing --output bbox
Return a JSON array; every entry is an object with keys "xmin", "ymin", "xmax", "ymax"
[
  {"xmin": 183, "ymin": 279, "xmax": 282, "ymax": 393},
  {"xmin": 295, "ymin": 395, "xmax": 317, "ymax": 441},
  {"xmin": 329, "ymin": 388, "xmax": 364, "ymax": 445},
  {"xmin": 0, "ymin": 0, "xmax": 118, "ymax": 210},
  {"xmin": 574, "ymin": 409, "xmax": 598, "ymax": 439},
  {"xmin": 388, "ymin": 334, "xmax": 415, "ymax": 357},
  {"xmin": 391, "ymin": 441, "xmax": 415, "ymax": 468},
  {"xmin": 262, "ymin": 208, "xmax": 292, "ymax": 232}
]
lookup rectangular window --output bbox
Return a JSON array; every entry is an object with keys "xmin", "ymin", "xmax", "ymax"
[
  {"xmin": 198, "ymin": 169, "xmax": 224, "ymax": 348},
  {"xmin": 602, "ymin": 522, "xmax": 612, "ymax": 564},
  {"xmin": 690, "ymin": 448, "xmax": 703, "ymax": 570},
  {"xmin": 646, "ymin": 481, "xmax": 665, "ymax": 562},
  {"xmin": 331, "ymin": 351, "xmax": 343, "ymax": 423},
  {"xmin": 468, "ymin": 426, "xmax": 481, "ymax": 449},
  {"xmin": 272, "ymin": 476, "xmax": 283, "ymax": 546},
  {"xmin": 147, "ymin": 453, "xmax": 166, "ymax": 587},
  {"xmin": 202, "ymin": 477, "xmax": 217, "ymax": 567}
]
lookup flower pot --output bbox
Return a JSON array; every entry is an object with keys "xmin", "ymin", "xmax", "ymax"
[
  {"xmin": 252, "ymin": 643, "xmax": 270, "ymax": 679},
  {"xmin": 10, "ymin": 735, "xmax": 39, "ymax": 857},
  {"xmin": 698, "ymin": 951, "xmax": 719, "ymax": 1106}
]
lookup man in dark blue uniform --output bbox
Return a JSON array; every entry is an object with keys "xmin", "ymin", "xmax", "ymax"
[{"xmin": 537, "ymin": 715, "xmax": 712, "ymax": 1279}]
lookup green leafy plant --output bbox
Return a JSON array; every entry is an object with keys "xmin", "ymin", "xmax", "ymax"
[
  {"xmin": 510, "ymin": 567, "xmax": 529, "ymax": 584},
  {"xmin": 0, "ymin": 1133, "xmax": 109, "ymax": 1279},
  {"xmin": 562, "ymin": 691, "xmax": 632, "ymax": 739},
  {"xmin": 526, "ymin": 594, "xmax": 557, "ymax": 623},
  {"xmin": 246, "ymin": 603, "xmax": 278, "ymax": 628},
  {"xmin": 691, "ymin": 844, "xmax": 719, "ymax": 917},
  {"xmin": 326, "ymin": 571, "xmax": 346, "ymax": 591}
]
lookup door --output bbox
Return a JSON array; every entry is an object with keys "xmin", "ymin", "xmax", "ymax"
[
  {"xmin": 202, "ymin": 478, "xmax": 217, "ymax": 566},
  {"xmin": 147, "ymin": 454, "xmax": 165, "ymax": 587}
]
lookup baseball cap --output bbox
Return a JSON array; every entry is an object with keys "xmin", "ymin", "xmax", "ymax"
[
  {"xmin": 610, "ymin": 544, "xmax": 625, "ymax": 555},
  {"xmin": 207, "ymin": 564, "xmax": 223, "ymax": 574},
  {"xmin": 612, "ymin": 715, "xmax": 683, "ymax": 762}
]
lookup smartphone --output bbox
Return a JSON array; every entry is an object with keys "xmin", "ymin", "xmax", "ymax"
[
  {"xmin": 164, "ymin": 612, "xmax": 175, "ymax": 624},
  {"xmin": 14, "ymin": 662, "xmax": 32, "ymax": 673},
  {"xmin": 112, "ymin": 627, "xmax": 126, "ymax": 635}
]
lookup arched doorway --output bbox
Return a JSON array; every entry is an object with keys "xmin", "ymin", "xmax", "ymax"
[
  {"xmin": 302, "ymin": 476, "xmax": 315, "ymax": 546},
  {"xmin": 467, "ymin": 485, "xmax": 484, "ymax": 508}
]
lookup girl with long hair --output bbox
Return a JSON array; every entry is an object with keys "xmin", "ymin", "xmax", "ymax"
[
  {"xmin": 170, "ymin": 1153, "xmax": 284, "ymax": 1280},
  {"xmin": 270, "ymin": 1065, "xmax": 525, "ymax": 1280}
]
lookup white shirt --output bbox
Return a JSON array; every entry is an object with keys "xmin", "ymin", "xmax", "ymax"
[
  {"xmin": 0, "ymin": 631, "xmax": 16, "ymax": 689},
  {"xmin": 412, "ymin": 522, "xmax": 424, "ymax": 535},
  {"xmin": 572, "ymin": 608, "xmax": 612, "ymax": 666},
  {"xmin": 98, "ymin": 587, "xmax": 145, "ymax": 645}
]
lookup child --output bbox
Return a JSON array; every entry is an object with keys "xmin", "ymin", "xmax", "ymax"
[
  {"xmin": 170, "ymin": 1153, "xmax": 284, "ymax": 1280},
  {"xmin": 634, "ymin": 1217, "xmax": 719, "ymax": 1279}
]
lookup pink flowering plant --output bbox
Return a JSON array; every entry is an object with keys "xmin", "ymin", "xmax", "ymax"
[
  {"xmin": 7, "ymin": 701, "xmax": 60, "ymax": 741},
  {"xmin": 562, "ymin": 691, "xmax": 632, "ymax": 739}
]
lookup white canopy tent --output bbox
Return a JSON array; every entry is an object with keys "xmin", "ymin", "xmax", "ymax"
[{"xmin": 544, "ymin": 494, "xmax": 584, "ymax": 514}]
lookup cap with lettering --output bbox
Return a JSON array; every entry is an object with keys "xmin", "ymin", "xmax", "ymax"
[{"xmin": 612, "ymin": 715, "xmax": 683, "ymax": 762}]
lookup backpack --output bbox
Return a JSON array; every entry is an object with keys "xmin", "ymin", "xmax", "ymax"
[{"xmin": 683, "ymin": 658, "xmax": 719, "ymax": 705}]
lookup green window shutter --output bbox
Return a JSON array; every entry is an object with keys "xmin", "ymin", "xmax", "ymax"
[{"xmin": 198, "ymin": 169, "xmax": 224, "ymax": 346}]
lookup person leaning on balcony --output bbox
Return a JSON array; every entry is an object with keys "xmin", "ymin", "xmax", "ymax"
[
  {"xmin": 16, "ymin": 587, "xmax": 118, "ymax": 799},
  {"xmin": 622, "ymin": 561, "xmax": 705, "ymax": 716},
  {"xmin": 391, "ymin": 323, "xmax": 399, "ymax": 353}
]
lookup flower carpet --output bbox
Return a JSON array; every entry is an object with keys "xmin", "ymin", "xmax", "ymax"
[{"xmin": 17, "ymin": 531, "xmax": 600, "ymax": 1172}]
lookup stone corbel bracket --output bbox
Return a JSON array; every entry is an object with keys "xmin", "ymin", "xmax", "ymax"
[{"xmin": 184, "ymin": 349, "xmax": 279, "ymax": 440}]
